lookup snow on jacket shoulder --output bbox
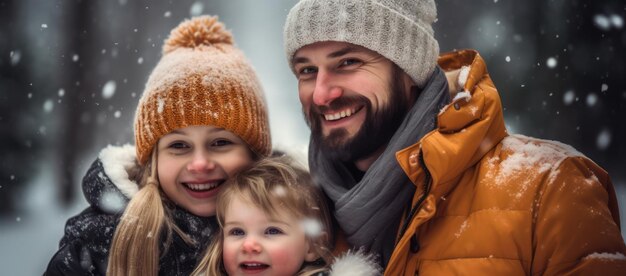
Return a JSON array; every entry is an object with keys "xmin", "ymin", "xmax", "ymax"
[{"xmin": 386, "ymin": 49, "xmax": 626, "ymax": 275}]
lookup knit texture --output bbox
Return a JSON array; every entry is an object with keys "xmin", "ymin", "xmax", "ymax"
[
  {"xmin": 283, "ymin": 0, "xmax": 440, "ymax": 88},
  {"xmin": 134, "ymin": 16, "xmax": 270, "ymax": 164}
]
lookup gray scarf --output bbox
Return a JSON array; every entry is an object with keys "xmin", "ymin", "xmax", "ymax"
[{"xmin": 309, "ymin": 67, "xmax": 450, "ymax": 264}]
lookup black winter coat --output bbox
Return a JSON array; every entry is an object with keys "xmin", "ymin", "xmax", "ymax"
[{"xmin": 44, "ymin": 145, "xmax": 218, "ymax": 275}]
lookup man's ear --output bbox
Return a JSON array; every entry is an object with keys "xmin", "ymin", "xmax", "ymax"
[
  {"xmin": 402, "ymin": 72, "xmax": 420, "ymax": 103},
  {"xmin": 304, "ymin": 231, "xmax": 328, "ymax": 262}
]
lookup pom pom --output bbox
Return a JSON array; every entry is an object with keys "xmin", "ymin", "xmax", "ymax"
[{"xmin": 163, "ymin": 16, "xmax": 233, "ymax": 54}]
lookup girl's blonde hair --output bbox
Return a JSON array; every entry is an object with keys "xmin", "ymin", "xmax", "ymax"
[
  {"xmin": 107, "ymin": 147, "xmax": 193, "ymax": 276},
  {"xmin": 192, "ymin": 156, "xmax": 333, "ymax": 276}
]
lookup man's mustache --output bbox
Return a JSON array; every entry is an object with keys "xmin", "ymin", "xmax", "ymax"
[{"xmin": 311, "ymin": 95, "xmax": 369, "ymax": 115}]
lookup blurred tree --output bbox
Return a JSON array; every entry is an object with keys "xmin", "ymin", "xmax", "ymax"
[
  {"xmin": 55, "ymin": 0, "xmax": 98, "ymax": 206},
  {"xmin": 564, "ymin": 0, "xmax": 625, "ymax": 177},
  {"xmin": 0, "ymin": 0, "xmax": 41, "ymax": 214}
]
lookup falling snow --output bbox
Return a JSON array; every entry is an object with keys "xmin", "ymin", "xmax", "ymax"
[
  {"xmin": 102, "ymin": 81, "xmax": 116, "ymax": 99},
  {"xmin": 601, "ymin": 84, "xmax": 608, "ymax": 92},
  {"xmin": 272, "ymin": 186, "xmax": 287, "ymax": 197},
  {"xmin": 99, "ymin": 190, "xmax": 126, "ymax": 213},
  {"xmin": 611, "ymin": 15, "xmax": 624, "ymax": 29},
  {"xmin": 164, "ymin": 11, "xmax": 172, "ymax": 18},
  {"xmin": 597, "ymin": 129, "xmax": 611, "ymax": 150},
  {"xmin": 595, "ymin": 14, "xmax": 624, "ymax": 30},
  {"xmin": 546, "ymin": 57, "xmax": 557, "ymax": 68},
  {"xmin": 58, "ymin": 88, "xmax": 65, "ymax": 97},
  {"xmin": 114, "ymin": 111, "xmax": 121, "ymax": 118},
  {"xmin": 300, "ymin": 218, "xmax": 322, "ymax": 238},
  {"xmin": 43, "ymin": 100, "xmax": 54, "ymax": 113},
  {"xmin": 72, "ymin": 54, "xmax": 79, "ymax": 62},
  {"xmin": 190, "ymin": 2, "xmax": 204, "ymax": 16},
  {"xmin": 41, "ymin": 24, "xmax": 48, "ymax": 29},
  {"xmin": 586, "ymin": 93, "xmax": 598, "ymax": 107},
  {"xmin": 563, "ymin": 90, "xmax": 575, "ymax": 105},
  {"xmin": 505, "ymin": 56, "xmax": 511, "ymax": 62},
  {"xmin": 10, "ymin": 50, "xmax": 21, "ymax": 66},
  {"xmin": 594, "ymin": 15, "xmax": 611, "ymax": 31},
  {"xmin": 137, "ymin": 57, "xmax": 144, "ymax": 64}
]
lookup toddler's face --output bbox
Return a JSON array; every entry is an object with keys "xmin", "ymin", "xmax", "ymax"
[
  {"xmin": 222, "ymin": 197, "xmax": 318, "ymax": 276},
  {"xmin": 157, "ymin": 125, "xmax": 253, "ymax": 217}
]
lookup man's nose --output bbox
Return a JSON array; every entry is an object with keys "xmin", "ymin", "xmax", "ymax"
[{"xmin": 312, "ymin": 70, "xmax": 343, "ymax": 106}]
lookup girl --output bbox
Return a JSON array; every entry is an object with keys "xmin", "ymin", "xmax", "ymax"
[
  {"xmin": 192, "ymin": 156, "xmax": 381, "ymax": 276},
  {"xmin": 45, "ymin": 16, "xmax": 271, "ymax": 276}
]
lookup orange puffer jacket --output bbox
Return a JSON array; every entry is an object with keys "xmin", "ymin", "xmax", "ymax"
[{"xmin": 384, "ymin": 50, "xmax": 626, "ymax": 275}]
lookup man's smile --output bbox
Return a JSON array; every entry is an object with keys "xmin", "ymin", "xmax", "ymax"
[{"xmin": 322, "ymin": 106, "xmax": 363, "ymax": 121}]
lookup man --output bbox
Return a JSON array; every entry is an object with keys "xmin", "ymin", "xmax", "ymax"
[{"xmin": 283, "ymin": 0, "xmax": 626, "ymax": 275}]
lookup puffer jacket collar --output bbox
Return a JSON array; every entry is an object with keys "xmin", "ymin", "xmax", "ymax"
[
  {"xmin": 396, "ymin": 49, "xmax": 508, "ymax": 200},
  {"xmin": 387, "ymin": 50, "xmax": 508, "ymax": 275}
]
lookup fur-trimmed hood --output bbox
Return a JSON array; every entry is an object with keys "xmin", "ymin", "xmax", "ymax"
[{"xmin": 81, "ymin": 144, "xmax": 139, "ymax": 214}]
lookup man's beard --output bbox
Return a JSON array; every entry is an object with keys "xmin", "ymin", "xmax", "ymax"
[{"xmin": 305, "ymin": 67, "xmax": 415, "ymax": 162}]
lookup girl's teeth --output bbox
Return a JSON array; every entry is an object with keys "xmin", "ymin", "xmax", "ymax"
[{"xmin": 187, "ymin": 183, "xmax": 217, "ymax": 191}]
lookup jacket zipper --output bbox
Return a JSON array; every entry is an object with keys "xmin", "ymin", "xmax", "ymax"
[{"xmin": 396, "ymin": 150, "xmax": 432, "ymax": 252}]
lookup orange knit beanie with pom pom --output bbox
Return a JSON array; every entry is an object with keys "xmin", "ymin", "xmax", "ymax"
[{"xmin": 134, "ymin": 16, "xmax": 271, "ymax": 165}]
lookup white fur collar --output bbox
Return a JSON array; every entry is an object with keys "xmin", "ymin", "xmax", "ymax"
[
  {"xmin": 330, "ymin": 250, "xmax": 381, "ymax": 276},
  {"xmin": 98, "ymin": 144, "xmax": 140, "ymax": 198}
]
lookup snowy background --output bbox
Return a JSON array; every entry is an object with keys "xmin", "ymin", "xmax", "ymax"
[{"xmin": 1, "ymin": 0, "xmax": 625, "ymax": 275}]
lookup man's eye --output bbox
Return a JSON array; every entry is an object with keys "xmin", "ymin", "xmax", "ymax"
[
  {"xmin": 228, "ymin": 228, "xmax": 245, "ymax": 236},
  {"xmin": 265, "ymin": 227, "xmax": 284, "ymax": 235},
  {"xmin": 340, "ymin": 58, "xmax": 361, "ymax": 67},
  {"xmin": 299, "ymin": 67, "xmax": 317, "ymax": 75}
]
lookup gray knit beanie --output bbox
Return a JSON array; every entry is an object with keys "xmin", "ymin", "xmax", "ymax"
[{"xmin": 283, "ymin": 0, "xmax": 439, "ymax": 88}]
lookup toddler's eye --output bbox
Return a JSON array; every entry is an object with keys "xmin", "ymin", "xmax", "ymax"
[
  {"xmin": 265, "ymin": 227, "xmax": 284, "ymax": 235},
  {"xmin": 228, "ymin": 228, "xmax": 245, "ymax": 236}
]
